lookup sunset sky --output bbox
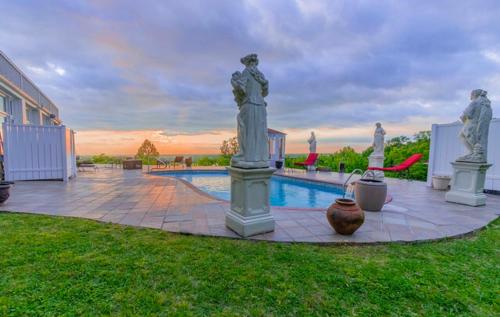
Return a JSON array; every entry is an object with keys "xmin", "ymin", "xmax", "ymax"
[{"xmin": 1, "ymin": 0, "xmax": 499, "ymax": 155}]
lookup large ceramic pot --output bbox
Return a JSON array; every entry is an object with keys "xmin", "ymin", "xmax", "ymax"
[
  {"xmin": 0, "ymin": 182, "xmax": 11, "ymax": 204},
  {"xmin": 354, "ymin": 178, "xmax": 387, "ymax": 212},
  {"xmin": 326, "ymin": 198, "xmax": 364, "ymax": 235}
]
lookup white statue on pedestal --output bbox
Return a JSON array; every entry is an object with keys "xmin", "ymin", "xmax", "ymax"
[
  {"xmin": 308, "ymin": 131, "xmax": 317, "ymax": 153},
  {"xmin": 368, "ymin": 122, "xmax": 386, "ymax": 180},
  {"xmin": 457, "ymin": 89, "xmax": 492, "ymax": 163},
  {"xmin": 372, "ymin": 122, "xmax": 386, "ymax": 156},
  {"xmin": 446, "ymin": 89, "xmax": 493, "ymax": 206},
  {"xmin": 226, "ymin": 54, "xmax": 275, "ymax": 237},
  {"xmin": 230, "ymin": 53, "xmax": 269, "ymax": 169}
]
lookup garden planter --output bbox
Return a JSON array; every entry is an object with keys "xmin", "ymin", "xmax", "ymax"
[
  {"xmin": 275, "ymin": 161, "xmax": 283, "ymax": 169},
  {"xmin": 354, "ymin": 178, "xmax": 387, "ymax": 212},
  {"xmin": 0, "ymin": 182, "xmax": 11, "ymax": 204},
  {"xmin": 432, "ymin": 175, "xmax": 451, "ymax": 190},
  {"xmin": 326, "ymin": 198, "xmax": 364, "ymax": 235}
]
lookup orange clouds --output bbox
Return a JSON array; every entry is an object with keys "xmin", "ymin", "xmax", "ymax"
[
  {"xmin": 75, "ymin": 129, "xmax": 236, "ymax": 155},
  {"xmin": 75, "ymin": 116, "xmax": 434, "ymax": 155}
]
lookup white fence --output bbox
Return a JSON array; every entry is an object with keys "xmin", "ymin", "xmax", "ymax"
[
  {"xmin": 427, "ymin": 118, "xmax": 500, "ymax": 191},
  {"xmin": 3, "ymin": 124, "xmax": 76, "ymax": 181}
]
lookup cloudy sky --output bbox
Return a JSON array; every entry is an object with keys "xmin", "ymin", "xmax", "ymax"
[{"xmin": 1, "ymin": 0, "xmax": 499, "ymax": 154}]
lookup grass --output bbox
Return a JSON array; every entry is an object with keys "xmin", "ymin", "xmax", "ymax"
[{"xmin": 0, "ymin": 212, "xmax": 498, "ymax": 316}]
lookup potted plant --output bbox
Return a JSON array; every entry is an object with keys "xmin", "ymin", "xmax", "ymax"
[
  {"xmin": 275, "ymin": 161, "xmax": 283, "ymax": 169},
  {"xmin": 432, "ymin": 175, "xmax": 451, "ymax": 190},
  {"xmin": 0, "ymin": 181, "xmax": 12, "ymax": 204},
  {"xmin": 354, "ymin": 178, "xmax": 387, "ymax": 212},
  {"xmin": 185, "ymin": 157, "xmax": 193, "ymax": 168}
]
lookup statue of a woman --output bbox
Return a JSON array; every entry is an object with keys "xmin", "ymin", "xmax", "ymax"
[
  {"xmin": 308, "ymin": 131, "xmax": 317, "ymax": 153},
  {"xmin": 372, "ymin": 122, "xmax": 386, "ymax": 156},
  {"xmin": 457, "ymin": 89, "xmax": 492, "ymax": 163},
  {"xmin": 230, "ymin": 54, "xmax": 269, "ymax": 168}
]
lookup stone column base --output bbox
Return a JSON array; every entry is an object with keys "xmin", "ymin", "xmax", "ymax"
[
  {"xmin": 445, "ymin": 161, "xmax": 492, "ymax": 207},
  {"xmin": 368, "ymin": 154, "xmax": 384, "ymax": 180},
  {"xmin": 226, "ymin": 166, "xmax": 276, "ymax": 237}
]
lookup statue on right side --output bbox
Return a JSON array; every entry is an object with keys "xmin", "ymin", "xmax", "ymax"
[{"xmin": 457, "ymin": 89, "xmax": 493, "ymax": 163}]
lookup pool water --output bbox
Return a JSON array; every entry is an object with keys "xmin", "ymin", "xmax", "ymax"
[{"xmin": 158, "ymin": 170, "xmax": 347, "ymax": 209}]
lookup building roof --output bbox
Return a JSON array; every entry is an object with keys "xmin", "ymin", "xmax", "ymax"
[
  {"xmin": 267, "ymin": 128, "xmax": 286, "ymax": 135},
  {"xmin": 0, "ymin": 50, "xmax": 60, "ymax": 120}
]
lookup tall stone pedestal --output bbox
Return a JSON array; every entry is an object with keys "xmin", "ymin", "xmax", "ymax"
[
  {"xmin": 368, "ymin": 154, "xmax": 384, "ymax": 180},
  {"xmin": 445, "ymin": 161, "xmax": 492, "ymax": 207},
  {"xmin": 225, "ymin": 166, "xmax": 276, "ymax": 237}
]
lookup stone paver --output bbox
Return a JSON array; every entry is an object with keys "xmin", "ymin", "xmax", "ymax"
[{"xmin": 1, "ymin": 167, "xmax": 498, "ymax": 244}]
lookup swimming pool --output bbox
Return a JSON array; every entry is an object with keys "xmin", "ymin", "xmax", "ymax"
[{"xmin": 157, "ymin": 170, "xmax": 347, "ymax": 209}]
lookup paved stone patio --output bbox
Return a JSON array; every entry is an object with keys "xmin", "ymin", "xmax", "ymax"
[{"xmin": 1, "ymin": 167, "xmax": 498, "ymax": 244}]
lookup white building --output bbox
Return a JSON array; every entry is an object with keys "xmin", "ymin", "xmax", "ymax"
[
  {"xmin": 268, "ymin": 128, "xmax": 286, "ymax": 168},
  {"xmin": 0, "ymin": 50, "xmax": 76, "ymax": 181}
]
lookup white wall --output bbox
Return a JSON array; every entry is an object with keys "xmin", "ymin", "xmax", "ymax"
[
  {"xmin": 3, "ymin": 123, "xmax": 77, "ymax": 181},
  {"xmin": 427, "ymin": 118, "xmax": 500, "ymax": 191}
]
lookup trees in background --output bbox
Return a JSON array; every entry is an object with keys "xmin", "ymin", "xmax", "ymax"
[
  {"xmin": 220, "ymin": 136, "xmax": 239, "ymax": 156},
  {"xmin": 136, "ymin": 139, "xmax": 159, "ymax": 164},
  {"xmin": 90, "ymin": 153, "xmax": 118, "ymax": 164},
  {"xmin": 285, "ymin": 131, "xmax": 431, "ymax": 181}
]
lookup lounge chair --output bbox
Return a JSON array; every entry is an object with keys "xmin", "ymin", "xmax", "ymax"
[
  {"xmin": 172, "ymin": 156, "xmax": 184, "ymax": 169},
  {"xmin": 294, "ymin": 153, "xmax": 319, "ymax": 171},
  {"xmin": 78, "ymin": 163, "xmax": 97, "ymax": 172},
  {"xmin": 156, "ymin": 158, "xmax": 169, "ymax": 169},
  {"xmin": 368, "ymin": 153, "xmax": 423, "ymax": 179}
]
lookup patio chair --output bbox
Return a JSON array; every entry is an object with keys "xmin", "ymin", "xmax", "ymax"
[
  {"xmin": 172, "ymin": 156, "xmax": 184, "ymax": 169},
  {"xmin": 156, "ymin": 158, "xmax": 169, "ymax": 169},
  {"xmin": 78, "ymin": 163, "xmax": 97, "ymax": 172},
  {"xmin": 294, "ymin": 153, "xmax": 319, "ymax": 171},
  {"xmin": 368, "ymin": 153, "xmax": 423, "ymax": 179}
]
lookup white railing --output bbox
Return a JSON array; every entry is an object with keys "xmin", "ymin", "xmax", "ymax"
[
  {"xmin": 427, "ymin": 118, "xmax": 500, "ymax": 191},
  {"xmin": 0, "ymin": 51, "xmax": 59, "ymax": 119}
]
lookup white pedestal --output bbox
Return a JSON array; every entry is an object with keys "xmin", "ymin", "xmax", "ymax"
[
  {"xmin": 368, "ymin": 154, "xmax": 384, "ymax": 180},
  {"xmin": 445, "ymin": 161, "xmax": 492, "ymax": 206},
  {"xmin": 225, "ymin": 166, "xmax": 276, "ymax": 237}
]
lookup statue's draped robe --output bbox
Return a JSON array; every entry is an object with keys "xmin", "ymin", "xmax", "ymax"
[
  {"xmin": 232, "ymin": 68, "xmax": 269, "ymax": 166},
  {"xmin": 308, "ymin": 135, "xmax": 317, "ymax": 153},
  {"xmin": 373, "ymin": 128, "xmax": 385, "ymax": 156},
  {"xmin": 460, "ymin": 96, "xmax": 492, "ymax": 160}
]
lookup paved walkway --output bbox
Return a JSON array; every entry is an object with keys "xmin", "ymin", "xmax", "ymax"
[{"xmin": 1, "ymin": 167, "xmax": 498, "ymax": 244}]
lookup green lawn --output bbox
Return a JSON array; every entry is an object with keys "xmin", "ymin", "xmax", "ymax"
[{"xmin": 0, "ymin": 213, "xmax": 498, "ymax": 316}]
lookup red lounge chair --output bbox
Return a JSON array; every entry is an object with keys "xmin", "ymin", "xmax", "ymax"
[
  {"xmin": 368, "ymin": 153, "xmax": 423, "ymax": 179},
  {"xmin": 295, "ymin": 153, "xmax": 319, "ymax": 170}
]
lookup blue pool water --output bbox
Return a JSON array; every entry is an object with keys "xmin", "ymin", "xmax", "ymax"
[{"xmin": 157, "ymin": 170, "xmax": 346, "ymax": 209}]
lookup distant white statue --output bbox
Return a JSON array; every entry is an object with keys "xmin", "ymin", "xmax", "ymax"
[
  {"xmin": 457, "ymin": 89, "xmax": 492, "ymax": 163},
  {"xmin": 308, "ymin": 131, "xmax": 317, "ymax": 153},
  {"xmin": 230, "ymin": 54, "xmax": 269, "ymax": 168},
  {"xmin": 372, "ymin": 122, "xmax": 386, "ymax": 156}
]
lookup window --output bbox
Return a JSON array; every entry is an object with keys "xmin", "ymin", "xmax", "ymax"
[
  {"xmin": 0, "ymin": 95, "xmax": 5, "ymax": 113},
  {"xmin": 43, "ymin": 114, "xmax": 52, "ymax": 126},
  {"xmin": 25, "ymin": 105, "xmax": 40, "ymax": 125}
]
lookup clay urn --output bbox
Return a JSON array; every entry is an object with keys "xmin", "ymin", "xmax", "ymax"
[
  {"xmin": 0, "ymin": 182, "xmax": 11, "ymax": 204},
  {"xmin": 326, "ymin": 198, "xmax": 364, "ymax": 235}
]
